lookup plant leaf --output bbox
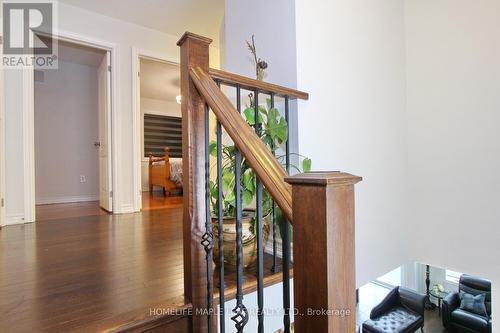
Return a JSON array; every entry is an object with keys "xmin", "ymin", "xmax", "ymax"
[
  {"xmin": 222, "ymin": 172, "xmax": 234, "ymax": 193},
  {"xmin": 243, "ymin": 107, "xmax": 255, "ymax": 125},
  {"xmin": 242, "ymin": 190, "xmax": 253, "ymax": 207},
  {"xmin": 302, "ymin": 158, "xmax": 312, "ymax": 172},
  {"xmin": 242, "ymin": 169, "xmax": 255, "ymax": 192},
  {"xmin": 224, "ymin": 191, "xmax": 235, "ymax": 206},
  {"xmin": 209, "ymin": 141, "xmax": 217, "ymax": 157}
]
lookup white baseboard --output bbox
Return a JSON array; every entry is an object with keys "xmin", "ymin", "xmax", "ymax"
[
  {"xmin": 117, "ymin": 204, "xmax": 136, "ymax": 214},
  {"xmin": 5, "ymin": 214, "xmax": 25, "ymax": 225},
  {"xmin": 36, "ymin": 194, "xmax": 99, "ymax": 205}
]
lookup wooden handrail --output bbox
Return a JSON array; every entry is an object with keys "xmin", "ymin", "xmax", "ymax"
[
  {"xmin": 209, "ymin": 68, "xmax": 309, "ymax": 100},
  {"xmin": 179, "ymin": 32, "xmax": 362, "ymax": 333},
  {"xmin": 190, "ymin": 66, "xmax": 293, "ymax": 223}
]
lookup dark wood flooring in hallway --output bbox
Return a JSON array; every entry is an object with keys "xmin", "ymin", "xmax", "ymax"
[
  {"xmin": 0, "ymin": 202, "xmax": 285, "ymax": 332},
  {"xmin": 0, "ymin": 208, "xmax": 186, "ymax": 332}
]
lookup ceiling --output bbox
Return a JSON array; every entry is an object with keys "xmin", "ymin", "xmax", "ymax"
[
  {"xmin": 140, "ymin": 58, "xmax": 180, "ymax": 102},
  {"xmin": 58, "ymin": 0, "xmax": 224, "ymax": 44}
]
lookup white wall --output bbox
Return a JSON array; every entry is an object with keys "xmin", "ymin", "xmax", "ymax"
[
  {"xmin": 221, "ymin": 0, "xmax": 299, "ymax": 159},
  {"xmin": 222, "ymin": 0, "xmax": 297, "ymax": 87},
  {"xmin": 295, "ymin": 0, "xmax": 409, "ymax": 287},
  {"xmin": 141, "ymin": 98, "xmax": 181, "ymax": 118},
  {"xmin": 4, "ymin": 70, "xmax": 25, "ymax": 223},
  {"xmin": 140, "ymin": 98, "xmax": 181, "ymax": 191},
  {"xmin": 405, "ymin": 0, "xmax": 500, "ymax": 324},
  {"xmin": 219, "ymin": 280, "xmax": 295, "ymax": 333},
  {"xmin": 3, "ymin": 2, "xmax": 219, "ymax": 220},
  {"xmin": 34, "ymin": 60, "xmax": 99, "ymax": 204}
]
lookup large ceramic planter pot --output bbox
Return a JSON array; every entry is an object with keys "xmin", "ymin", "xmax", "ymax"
[{"xmin": 212, "ymin": 210, "xmax": 270, "ymax": 269}]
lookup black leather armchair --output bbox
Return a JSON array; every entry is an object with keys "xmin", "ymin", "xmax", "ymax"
[
  {"xmin": 442, "ymin": 275, "xmax": 492, "ymax": 333},
  {"xmin": 363, "ymin": 287, "xmax": 426, "ymax": 333}
]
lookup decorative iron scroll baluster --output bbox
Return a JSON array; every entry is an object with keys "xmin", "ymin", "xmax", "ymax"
[
  {"xmin": 282, "ymin": 96, "xmax": 292, "ymax": 333},
  {"xmin": 202, "ymin": 102, "xmax": 214, "ymax": 332},
  {"xmin": 254, "ymin": 91, "xmax": 265, "ymax": 333},
  {"xmin": 216, "ymin": 77, "xmax": 226, "ymax": 333},
  {"xmin": 231, "ymin": 84, "xmax": 248, "ymax": 332},
  {"xmin": 270, "ymin": 93, "xmax": 277, "ymax": 273}
]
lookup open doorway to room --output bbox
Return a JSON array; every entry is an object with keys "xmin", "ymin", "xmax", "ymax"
[
  {"xmin": 137, "ymin": 57, "xmax": 182, "ymax": 211},
  {"xmin": 34, "ymin": 39, "xmax": 112, "ymax": 221}
]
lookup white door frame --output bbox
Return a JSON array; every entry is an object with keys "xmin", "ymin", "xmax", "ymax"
[
  {"xmin": 131, "ymin": 48, "xmax": 179, "ymax": 211},
  {"xmin": 22, "ymin": 30, "xmax": 119, "ymax": 222},
  {"xmin": 0, "ymin": 46, "xmax": 5, "ymax": 227}
]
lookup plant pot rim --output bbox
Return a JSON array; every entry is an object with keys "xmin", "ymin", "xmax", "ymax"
[{"xmin": 211, "ymin": 209, "xmax": 272, "ymax": 221}]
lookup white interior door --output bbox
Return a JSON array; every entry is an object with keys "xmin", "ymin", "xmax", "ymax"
[{"xmin": 98, "ymin": 52, "xmax": 112, "ymax": 212}]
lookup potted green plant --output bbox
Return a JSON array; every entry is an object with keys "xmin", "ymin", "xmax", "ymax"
[
  {"xmin": 210, "ymin": 35, "xmax": 311, "ymax": 269},
  {"xmin": 209, "ymin": 96, "xmax": 311, "ymax": 268}
]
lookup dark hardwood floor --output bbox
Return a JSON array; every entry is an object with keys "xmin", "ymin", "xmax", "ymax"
[
  {"xmin": 35, "ymin": 201, "xmax": 109, "ymax": 222},
  {"xmin": 0, "ymin": 202, "xmax": 285, "ymax": 332},
  {"xmin": 0, "ymin": 208, "xmax": 185, "ymax": 332},
  {"xmin": 34, "ymin": 193, "xmax": 183, "ymax": 223},
  {"xmin": 141, "ymin": 192, "xmax": 183, "ymax": 212}
]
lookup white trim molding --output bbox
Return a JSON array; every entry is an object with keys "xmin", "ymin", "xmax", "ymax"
[
  {"xmin": 36, "ymin": 194, "xmax": 100, "ymax": 205},
  {"xmin": 5, "ymin": 214, "xmax": 25, "ymax": 225},
  {"xmin": 118, "ymin": 204, "xmax": 135, "ymax": 214},
  {"xmin": 0, "ymin": 39, "xmax": 6, "ymax": 227},
  {"xmin": 19, "ymin": 30, "xmax": 120, "ymax": 221},
  {"xmin": 131, "ymin": 47, "xmax": 179, "ymax": 212},
  {"xmin": 23, "ymin": 67, "xmax": 35, "ymax": 223},
  {"xmin": 56, "ymin": 30, "xmax": 120, "ymax": 215}
]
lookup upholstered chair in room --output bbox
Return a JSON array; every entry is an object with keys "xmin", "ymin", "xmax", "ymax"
[
  {"xmin": 363, "ymin": 286, "xmax": 426, "ymax": 333},
  {"xmin": 442, "ymin": 275, "xmax": 492, "ymax": 333}
]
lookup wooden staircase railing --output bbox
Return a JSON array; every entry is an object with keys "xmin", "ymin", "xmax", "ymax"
[
  {"xmin": 178, "ymin": 31, "xmax": 362, "ymax": 333},
  {"xmin": 189, "ymin": 66, "xmax": 293, "ymax": 222}
]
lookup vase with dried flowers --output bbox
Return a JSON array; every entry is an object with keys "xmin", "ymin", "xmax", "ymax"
[{"xmin": 246, "ymin": 35, "xmax": 268, "ymax": 81}]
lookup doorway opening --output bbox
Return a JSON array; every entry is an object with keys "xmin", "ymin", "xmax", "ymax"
[
  {"xmin": 34, "ymin": 39, "xmax": 112, "ymax": 221},
  {"xmin": 136, "ymin": 57, "xmax": 183, "ymax": 211}
]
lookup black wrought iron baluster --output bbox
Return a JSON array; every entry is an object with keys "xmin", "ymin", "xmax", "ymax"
[
  {"xmin": 254, "ymin": 91, "xmax": 265, "ymax": 333},
  {"xmin": 270, "ymin": 93, "xmax": 277, "ymax": 273},
  {"xmin": 202, "ymin": 102, "xmax": 214, "ymax": 332},
  {"xmin": 285, "ymin": 96, "xmax": 290, "ymax": 173},
  {"xmin": 216, "ymin": 77, "xmax": 226, "ymax": 333},
  {"xmin": 231, "ymin": 84, "xmax": 248, "ymax": 333},
  {"xmin": 282, "ymin": 96, "xmax": 291, "ymax": 333}
]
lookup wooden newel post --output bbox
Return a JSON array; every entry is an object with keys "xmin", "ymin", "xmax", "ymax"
[
  {"xmin": 177, "ymin": 32, "xmax": 213, "ymax": 332},
  {"xmin": 285, "ymin": 172, "xmax": 362, "ymax": 333}
]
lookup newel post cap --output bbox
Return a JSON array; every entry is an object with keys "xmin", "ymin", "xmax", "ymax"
[
  {"xmin": 285, "ymin": 171, "xmax": 362, "ymax": 186},
  {"xmin": 177, "ymin": 31, "xmax": 213, "ymax": 46}
]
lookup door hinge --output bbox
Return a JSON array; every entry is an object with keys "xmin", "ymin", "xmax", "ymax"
[
  {"xmin": 110, "ymin": 191, "xmax": 113, "ymax": 198},
  {"xmin": 1, "ymin": 198, "xmax": 4, "ymax": 207},
  {"xmin": 108, "ymin": 65, "xmax": 111, "ymax": 72},
  {"xmin": 0, "ymin": 36, "xmax": 3, "ymax": 45},
  {"xmin": 138, "ymin": 71, "xmax": 140, "ymax": 77}
]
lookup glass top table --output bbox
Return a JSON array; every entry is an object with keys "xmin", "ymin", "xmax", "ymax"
[{"xmin": 429, "ymin": 290, "xmax": 450, "ymax": 316}]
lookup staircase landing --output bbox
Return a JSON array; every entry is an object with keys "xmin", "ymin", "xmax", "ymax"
[{"xmin": 0, "ymin": 206, "xmax": 288, "ymax": 332}]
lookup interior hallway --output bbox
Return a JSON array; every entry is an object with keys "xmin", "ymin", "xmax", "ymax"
[
  {"xmin": 1, "ymin": 196, "xmax": 283, "ymax": 332},
  {"xmin": 35, "ymin": 193, "xmax": 183, "ymax": 222},
  {"xmin": 0, "ymin": 208, "xmax": 185, "ymax": 332}
]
